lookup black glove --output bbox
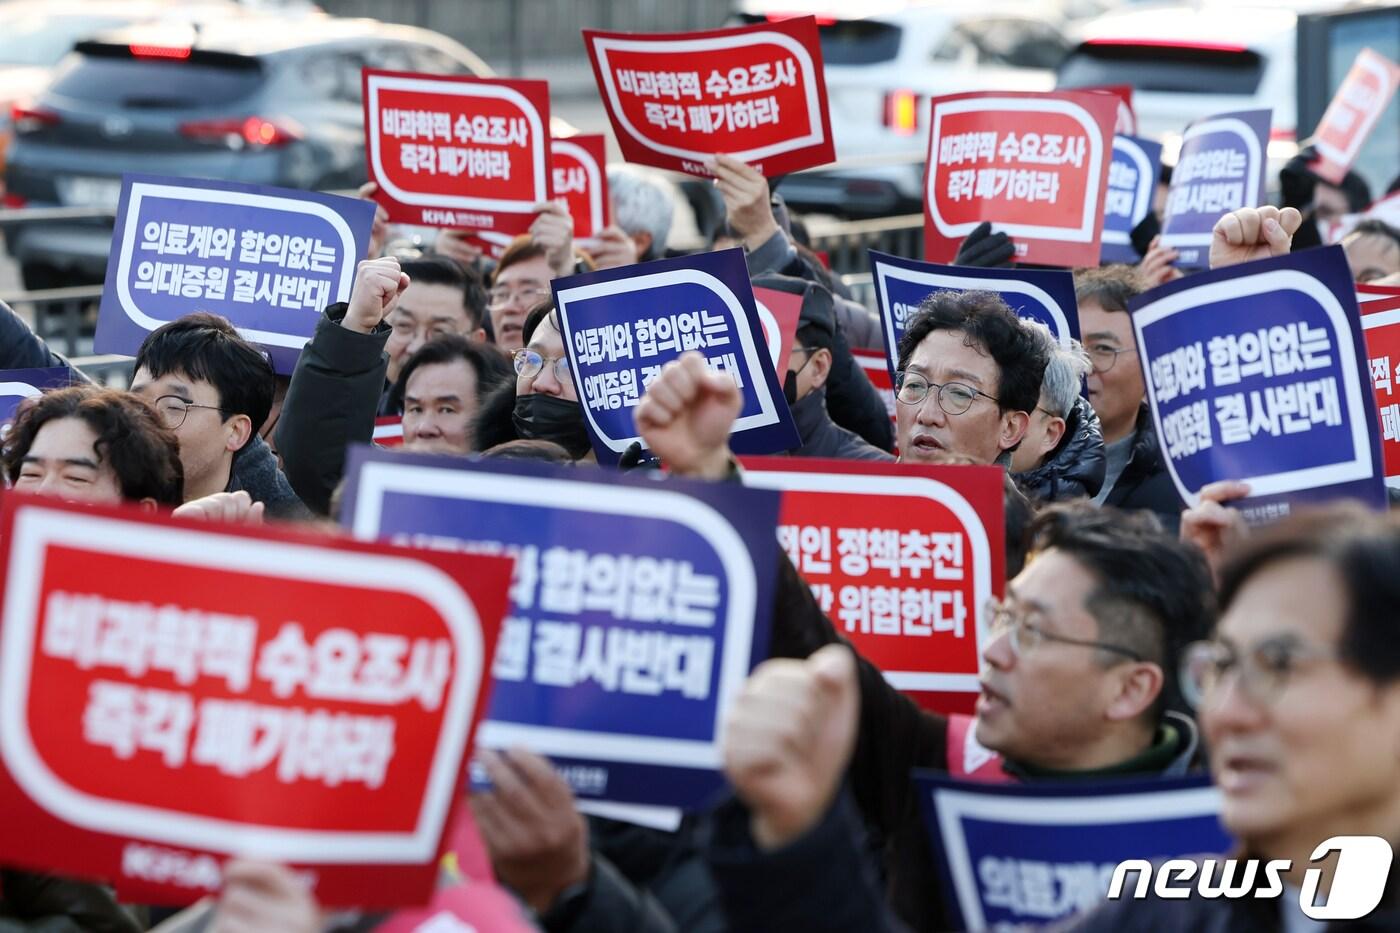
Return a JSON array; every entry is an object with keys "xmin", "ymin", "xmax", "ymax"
[
  {"xmin": 1279, "ymin": 145, "xmax": 1321, "ymax": 211},
  {"xmin": 952, "ymin": 221, "xmax": 1015, "ymax": 267},
  {"xmin": 1129, "ymin": 210, "xmax": 1161, "ymax": 260}
]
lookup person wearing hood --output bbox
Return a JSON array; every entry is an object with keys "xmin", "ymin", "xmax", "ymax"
[
  {"xmin": 1011, "ymin": 322, "xmax": 1106, "ymax": 502},
  {"xmin": 473, "ymin": 302, "xmax": 595, "ymax": 461},
  {"xmin": 753, "ymin": 272, "xmax": 894, "ymax": 462}
]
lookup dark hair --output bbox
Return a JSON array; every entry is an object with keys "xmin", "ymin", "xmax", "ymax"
[
  {"xmin": 482, "ymin": 439, "xmax": 573, "ymax": 463},
  {"xmin": 1003, "ymin": 474, "xmax": 1034, "ymax": 579},
  {"xmin": 492, "ymin": 236, "xmax": 548, "ymax": 286},
  {"xmin": 402, "ymin": 255, "xmax": 487, "ymax": 330},
  {"xmin": 134, "ymin": 312, "xmax": 273, "ymax": 443},
  {"xmin": 896, "ymin": 290, "xmax": 1047, "ymax": 415},
  {"xmin": 3, "ymin": 386, "xmax": 184, "ymax": 506},
  {"xmin": 1073, "ymin": 265, "xmax": 1144, "ymax": 314},
  {"xmin": 1218, "ymin": 506, "xmax": 1400, "ymax": 684},
  {"xmin": 1028, "ymin": 502, "xmax": 1215, "ymax": 718},
  {"xmin": 1346, "ymin": 218, "xmax": 1400, "ymax": 252},
  {"xmin": 522, "ymin": 301, "xmax": 558, "ymax": 346},
  {"xmin": 394, "ymin": 334, "xmax": 512, "ymax": 406}
]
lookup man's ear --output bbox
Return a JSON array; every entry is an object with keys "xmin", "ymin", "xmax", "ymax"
[
  {"xmin": 1105, "ymin": 663, "xmax": 1165, "ymax": 724},
  {"xmin": 137, "ymin": 497, "xmax": 159, "ymax": 512},
  {"xmin": 225, "ymin": 413, "xmax": 254, "ymax": 453},
  {"xmin": 631, "ymin": 230, "xmax": 653, "ymax": 260},
  {"xmin": 809, "ymin": 348, "xmax": 834, "ymax": 391},
  {"xmin": 999, "ymin": 410, "xmax": 1031, "ymax": 452},
  {"xmin": 472, "ymin": 327, "xmax": 488, "ymax": 343},
  {"xmin": 1042, "ymin": 415, "xmax": 1067, "ymax": 455}
]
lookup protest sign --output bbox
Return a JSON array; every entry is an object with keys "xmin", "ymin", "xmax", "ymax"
[
  {"xmin": 553, "ymin": 248, "xmax": 798, "ymax": 465},
  {"xmin": 1310, "ymin": 48, "xmax": 1400, "ymax": 186},
  {"xmin": 1360, "ymin": 282, "xmax": 1400, "ymax": 303},
  {"xmin": 1360, "ymin": 295, "xmax": 1400, "ymax": 488},
  {"xmin": 916, "ymin": 773, "xmax": 1230, "ymax": 930},
  {"xmin": 1101, "ymin": 135, "xmax": 1163, "ymax": 264},
  {"xmin": 923, "ymin": 90, "xmax": 1117, "ymax": 267},
  {"xmin": 752, "ymin": 285, "xmax": 803, "ymax": 372},
  {"xmin": 1132, "ymin": 246, "xmax": 1385, "ymax": 523},
  {"xmin": 854, "ymin": 348, "xmax": 897, "ymax": 430},
  {"xmin": 94, "ymin": 175, "xmax": 374, "ymax": 375},
  {"xmin": 583, "ymin": 16, "xmax": 835, "ymax": 177},
  {"xmin": 0, "ymin": 367, "xmax": 74, "ymax": 434},
  {"xmin": 554, "ymin": 134, "xmax": 610, "ymax": 242},
  {"xmin": 1365, "ymin": 191, "xmax": 1400, "ymax": 232},
  {"xmin": 363, "ymin": 69, "xmax": 552, "ymax": 234},
  {"xmin": 373, "ymin": 415, "xmax": 405, "ymax": 448},
  {"xmin": 341, "ymin": 447, "xmax": 781, "ymax": 810},
  {"xmin": 741, "ymin": 458, "xmax": 1003, "ymax": 715},
  {"xmin": 1160, "ymin": 109, "xmax": 1271, "ymax": 269},
  {"xmin": 0, "ymin": 493, "xmax": 510, "ymax": 907},
  {"xmin": 870, "ymin": 249, "xmax": 1080, "ymax": 386},
  {"xmin": 1082, "ymin": 84, "xmax": 1138, "ymax": 135}
]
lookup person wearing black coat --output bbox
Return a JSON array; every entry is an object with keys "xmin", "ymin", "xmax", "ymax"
[
  {"xmin": 1016, "ymin": 396, "xmax": 1106, "ymax": 503},
  {"xmin": 1100, "ymin": 403, "xmax": 1184, "ymax": 533}
]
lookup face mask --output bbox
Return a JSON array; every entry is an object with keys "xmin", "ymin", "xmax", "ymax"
[{"xmin": 513, "ymin": 393, "xmax": 593, "ymax": 458}]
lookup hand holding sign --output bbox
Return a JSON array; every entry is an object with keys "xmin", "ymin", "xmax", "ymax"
[
  {"xmin": 172, "ymin": 490, "xmax": 265, "ymax": 525},
  {"xmin": 531, "ymin": 200, "xmax": 577, "ymax": 278},
  {"xmin": 1209, "ymin": 206, "xmax": 1303, "ymax": 270},
  {"xmin": 581, "ymin": 224, "xmax": 641, "ymax": 270},
  {"xmin": 635, "ymin": 351, "xmax": 742, "ymax": 479},
  {"xmin": 712, "ymin": 154, "xmax": 780, "ymax": 251},
  {"xmin": 721, "ymin": 644, "xmax": 858, "ymax": 850},
  {"xmin": 1180, "ymin": 480, "xmax": 1251, "ymax": 581},
  {"xmin": 210, "ymin": 860, "xmax": 321, "ymax": 933},
  {"xmin": 1139, "ymin": 235, "xmax": 1183, "ymax": 287},
  {"xmin": 471, "ymin": 748, "xmax": 589, "ymax": 914},
  {"xmin": 344, "ymin": 257, "xmax": 410, "ymax": 335}
]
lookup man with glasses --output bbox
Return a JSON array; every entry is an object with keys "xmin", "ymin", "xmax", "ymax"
[
  {"xmin": 378, "ymin": 255, "xmax": 489, "ymax": 412},
  {"xmin": 487, "ymin": 203, "xmax": 584, "ymax": 351},
  {"xmin": 131, "ymin": 312, "xmax": 305, "ymax": 518},
  {"xmin": 892, "ymin": 289, "xmax": 1048, "ymax": 466},
  {"xmin": 1010, "ymin": 321, "xmax": 1106, "ymax": 503},
  {"xmin": 1076, "ymin": 266, "xmax": 1181, "ymax": 528}
]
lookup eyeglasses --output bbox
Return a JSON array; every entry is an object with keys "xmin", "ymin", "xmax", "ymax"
[
  {"xmin": 1086, "ymin": 343, "xmax": 1135, "ymax": 374},
  {"xmin": 894, "ymin": 371, "xmax": 999, "ymax": 416},
  {"xmin": 512, "ymin": 348, "xmax": 573, "ymax": 386},
  {"xmin": 488, "ymin": 286, "xmax": 551, "ymax": 310},
  {"xmin": 986, "ymin": 597, "xmax": 1143, "ymax": 662},
  {"xmin": 1180, "ymin": 638, "xmax": 1337, "ymax": 709},
  {"xmin": 153, "ymin": 394, "xmax": 227, "ymax": 430}
]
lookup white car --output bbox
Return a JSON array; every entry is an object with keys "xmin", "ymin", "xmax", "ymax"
[
  {"xmin": 1057, "ymin": 3, "xmax": 1304, "ymax": 169},
  {"xmin": 733, "ymin": 2, "xmax": 1074, "ymax": 216}
]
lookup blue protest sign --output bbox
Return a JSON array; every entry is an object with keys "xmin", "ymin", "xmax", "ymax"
[
  {"xmin": 869, "ymin": 249, "xmax": 1080, "ymax": 385},
  {"xmin": 551, "ymin": 248, "xmax": 798, "ymax": 465},
  {"xmin": 1101, "ymin": 135, "xmax": 1163, "ymax": 264},
  {"xmin": 1160, "ymin": 110, "xmax": 1271, "ymax": 268},
  {"xmin": 916, "ymin": 772, "xmax": 1230, "ymax": 930},
  {"xmin": 1132, "ymin": 246, "xmax": 1385, "ymax": 522},
  {"xmin": 339, "ymin": 445, "xmax": 780, "ymax": 810},
  {"xmin": 96, "ymin": 174, "xmax": 375, "ymax": 375},
  {"xmin": 0, "ymin": 367, "xmax": 74, "ymax": 432}
]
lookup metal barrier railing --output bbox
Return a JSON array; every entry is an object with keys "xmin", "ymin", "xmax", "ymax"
[
  {"xmin": 806, "ymin": 213, "xmax": 923, "ymax": 277},
  {"xmin": 0, "ymin": 285, "xmax": 104, "ymax": 363},
  {"xmin": 840, "ymin": 272, "xmax": 875, "ymax": 312}
]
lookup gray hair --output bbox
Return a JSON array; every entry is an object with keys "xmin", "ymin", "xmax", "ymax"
[
  {"xmin": 607, "ymin": 165, "xmax": 674, "ymax": 259},
  {"xmin": 1023, "ymin": 319, "xmax": 1091, "ymax": 419}
]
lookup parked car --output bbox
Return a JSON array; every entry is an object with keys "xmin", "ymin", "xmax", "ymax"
[
  {"xmin": 731, "ymin": 2, "xmax": 1073, "ymax": 217},
  {"xmin": 3, "ymin": 14, "xmax": 493, "ymax": 289}
]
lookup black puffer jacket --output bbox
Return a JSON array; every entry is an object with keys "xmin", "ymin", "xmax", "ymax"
[
  {"xmin": 1104, "ymin": 404, "xmax": 1185, "ymax": 533},
  {"xmin": 1015, "ymin": 396, "xmax": 1106, "ymax": 503}
]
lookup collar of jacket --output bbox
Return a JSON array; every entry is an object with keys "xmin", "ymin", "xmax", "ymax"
[
  {"xmin": 1122, "ymin": 402, "xmax": 1164, "ymax": 480},
  {"xmin": 790, "ymin": 385, "xmax": 834, "ymax": 443},
  {"xmin": 1014, "ymin": 396, "xmax": 1108, "ymax": 500},
  {"xmin": 1002, "ymin": 711, "xmax": 1199, "ymax": 781}
]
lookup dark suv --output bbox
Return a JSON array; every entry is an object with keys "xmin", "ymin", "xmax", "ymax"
[{"xmin": 4, "ymin": 14, "xmax": 491, "ymax": 288}]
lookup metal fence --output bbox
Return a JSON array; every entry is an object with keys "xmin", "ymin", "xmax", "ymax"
[{"xmin": 807, "ymin": 214, "xmax": 923, "ymax": 278}]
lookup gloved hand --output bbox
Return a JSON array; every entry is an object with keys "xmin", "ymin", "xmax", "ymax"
[{"xmin": 952, "ymin": 221, "xmax": 1015, "ymax": 267}]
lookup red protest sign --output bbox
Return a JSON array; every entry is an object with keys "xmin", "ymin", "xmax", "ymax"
[
  {"xmin": 0, "ymin": 494, "xmax": 509, "ymax": 908},
  {"xmin": 554, "ymin": 134, "xmax": 611, "ymax": 241},
  {"xmin": 923, "ymin": 91, "xmax": 1117, "ymax": 268},
  {"xmin": 1361, "ymin": 296, "xmax": 1400, "ymax": 487},
  {"xmin": 740, "ymin": 458, "xmax": 1004, "ymax": 715},
  {"xmin": 374, "ymin": 415, "xmax": 405, "ymax": 447},
  {"xmin": 583, "ymin": 16, "xmax": 835, "ymax": 178},
  {"xmin": 753, "ymin": 286, "xmax": 803, "ymax": 373},
  {"xmin": 1311, "ymin": 48, "xmax": 1400, "ymax": 186},
  {"xmin": 1077, "ymin": 84, "xmax": 1137, "ymax": 135},
  {"xmin": 853, "ymin": 348, "xmax": 897, "ymax": 431},
  {"xmin": 364, "ymin": 69, "xmax": 552, "ymax": 234}
]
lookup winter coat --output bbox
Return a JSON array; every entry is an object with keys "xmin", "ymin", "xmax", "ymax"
[{"xmin": 1015, "ymin": 396, "xmax": 1106, "ymax": 503}]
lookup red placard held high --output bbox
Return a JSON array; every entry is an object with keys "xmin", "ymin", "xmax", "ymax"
[
  {"xmin": 364, "ymin": 69, "xmax": 552, "ymax": 234},
  {"xmin": 924, "ymin": 91, "xmax": 1117, "ymax": 268},
  {"xmin": 553, "ymin": 134, "xmax": 611, "ymax": 242},
  {"xmin": 1311, "ymin": 48, "xmax": 1400, "ymax": 186},
  {"xmin": 583, "ymin": 16, "xmax": 835, "ymax": 178}
]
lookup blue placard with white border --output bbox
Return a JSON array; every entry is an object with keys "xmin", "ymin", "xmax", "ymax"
[
  {"xmin": 0, "ymin": 367, "xmax": 74, "ymax": 436},
  {"xmin": 96, "ymin": 174, "xmax": 375, "ymax": 375},
  {"xmin": 551, "ymin": 248, "xmax": 798, "ymax": 466},
  {"xmin": 339, "ymin": 445, "xmax": 779, "ymax": 810},
  {"xmin": 916, "ymin": 772, "xmax": 1230, "ymax": 931},
  {"xmin": 1160, "ymin": 109, "xmax": 1271, "ymax": 269},
  {"xmin": 1132, "ymin": 246, "xmax": 1385, "ymax": 522},
  {"xmin": 1101, "ymin": 135, "xmax": 1163, "ymax": 264},
  {"xmin": 869, "ymin": 249, "xmax": 1080, "ymax": 386}
]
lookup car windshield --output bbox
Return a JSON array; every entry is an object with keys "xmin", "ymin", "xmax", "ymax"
[
  {"xmin": 1058, "ymin": 42, "xmax": 1265, "ymax": 95},
  {"xmin": 0, "ymin": 14, "xmax": 134, "ymax": 67}
]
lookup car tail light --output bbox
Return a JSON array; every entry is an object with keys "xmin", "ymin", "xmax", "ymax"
[
  {"xmin": 883, "ymin": 90, "xmax": 919, "ymax": 136},
  {"xmin": 1269, "ymin": 127, "xmax": 1296, "ymax": 142},
  {"xmin": 129, "ymin": 44, "xmax": 192, "ymax": 60},
  {"xmin": 765, "ymin": 12, "xmax": 836, "ymax": 25},
  {"xmin": 179, "ymin": 116, "xmax": 302, "ymax": 149},
  {"xmin": 1082, "ymin": 38, "xmax": 1248, "ymax": 54},
  {"xmin": 10, "ymin": 103, "xmax": 61, "ymax": 135},
  {"xmin": 1, "ymin": 193, "xmax": 28, "ymax": 209}
]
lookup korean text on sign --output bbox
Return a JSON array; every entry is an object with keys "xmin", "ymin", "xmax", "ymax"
[
  {"xmin": 1159, "ymin": 109, "xmax": 1271, "ymax": 268},
  {"xmin": 1360, "ymin": 297, "xmax": 1400, "ymax": 488},
  {"xmin": 923, "ymin": 91, "xmax": 1117, "ymax": 268},
  {"xmin": 96, "ymin": 175, "xmax": 374, "ymax": 375},
  {"xmin": 1100, "ymin": 135, "xmax": 1163, "ymax": 264},
  {"xmin": 1310, "ymin": 48, "xmax": 1400, "ymax": 186},
  {"xmin": 584, "ymin": 15, "xmax": 834, "ymax": 177},
  {"xmin": 364, "ymin": 70, "xmax": 551, "ymax": 234},
  {"xmin": 0, "ymin": 494, "xmax": 510, "ymax": 909}
]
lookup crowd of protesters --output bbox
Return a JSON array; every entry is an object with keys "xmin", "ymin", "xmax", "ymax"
[{"xmin": 0, "ymin": 41, "xmax": 1398, "ymax": 933}]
